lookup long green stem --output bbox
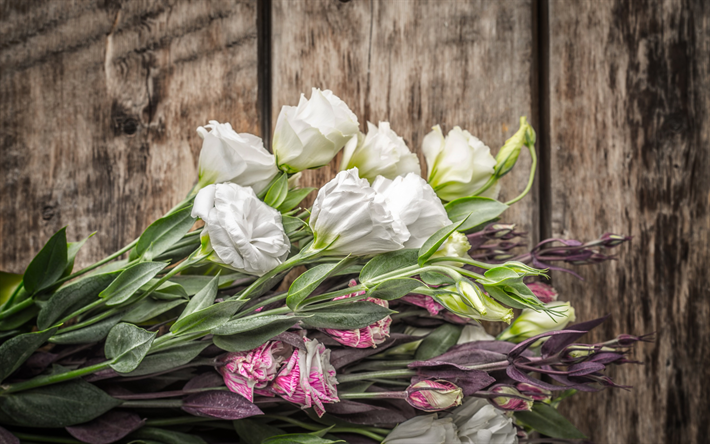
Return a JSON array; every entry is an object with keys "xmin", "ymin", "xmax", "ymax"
[
  {"xmin": 505, "ymin": 143, "xmax": 537, "ymax": 205},
  {"xmin": 55, "ymin": 298, "xmax": 105, "ymax": 327},
  {"xmin": 336, "ymin": 369, "xmax": 416, "ymax": 383},
  {"xmin": 119, "ymin": 399, "xmax": 184, "ymax": 408},
  {"xmin": 0, "ymin": 297, "xmax": 34, "ymax": 321},
  {"xmin": 0, "ymin": 361, "xmax": 111, "ymax": 394},
  {"xmin": 340, "ymin": 391, "xmax": 407, "ymax": 400},
  {"xmin": 428, "ymin": 256, "xmax": 496, "ymax": 270},
  {"xmin": 55, "ymin": 308, "xmax": 118, "ymax": 334},
  {"xmin": 11, "ymin": 433, "xmax": 82, "ymax": 444},
  {"xmin": 54, "ymin": 239, "xmax": 139, "ymax": 287},
  {"xmin": 145, "ymin": 416, "xmax": 216, "ymax": 427},
  {"xmin": 263, "ymin": 415, "xmax": 387, "ymax": 441},
  {"xmin": 237, "ymin": 250, "xmax": 316, "ymax": 301}
]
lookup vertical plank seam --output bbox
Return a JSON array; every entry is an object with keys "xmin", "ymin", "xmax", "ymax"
[
  {"xmin": 536, "ymin": 0, "xmax": 552, "ymax": 243},
  {"xmin": 257, "ymin": 0, "xmax": 273, "ymax": 149}
]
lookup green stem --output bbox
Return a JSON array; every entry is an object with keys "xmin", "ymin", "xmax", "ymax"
[
  {"xmin": 235, "ymin": 292, "xmax": 288, "ymax": 318},
  {"xmin": 145, "ymin": 416, "xmax": 216, "ymax": 427},
  {"xmin": 11, "ymin": 433, "xmax": 82, "ymax": 444},
  {"xmin": 471, "ymin": 174, "xmax": 498, "ymax": 196},
  {"xmin": 428, "ymin": 256, "xmax": 496, "ymax": 270},
  {"xmin": 336, "ymin": 369, "xmax": 416, "ymax": 383},
  {"xmin": 119, "ymin": 399, "xmax": 184, "ymax": 408},
  {"xmin": 505, "ymin": 143, "xmax": 537, "ymax": 206},
  {"xmin": 54, "ymin": 308, "xmax": 118, "ymax": 334},
  {"xmin": 263, "ymin": 415, "xmax": 387, "ymax": 442},
  {"xmin": 55, "ymin": 298, "xmax": 106, "ymax": 328},
  {"xmin": 301, "ymin": 284, "xmax": 367, "ymax": 306},
  {"xmin": 237, "ymin": 250, "xmax": 317, "ymax": 301},
  {"xmin": 1, "ymin": 361, "xmax": 111, "ymax": 394},
  {"xmin": 344, "ymin": 359, "xmax": 414, "ymax": 373},
  {"xmin": 340, "ymin": 391, "xmax": 407, "ymax": 400},
  {"xmin": 0, "ymin": 296, "xmax": 34, "ymax": 321},
  {"xmin": 54, "ymin": 239, "xmax": 139, "ymax": 287}
]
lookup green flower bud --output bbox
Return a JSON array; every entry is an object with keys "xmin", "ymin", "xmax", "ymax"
[
  {"xmin": 497, "ymin": 301, "xmax": 576, "ymax": 343},
  {"xmin": 494, "ymin": 117, "xmax": 535, "ymax": 178},
  {"xmin": 434, "ymin": 281, "xmax": 513, "ymax": 324}
]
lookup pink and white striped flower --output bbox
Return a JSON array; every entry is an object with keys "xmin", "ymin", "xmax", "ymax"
[
  {"xmin": 271, "ymin": 338, "xmax": 339, "ymax": 416},
  {"xmin": 218, "ymin": 341, "xmax": 291, "ymax": 402},
  {"xmin": 407, "ymin": 380, "xmax": 463, "ymax": 412},
  {"xmin": 322, "ymin": 280, "xmax": 392, "ymax": 348}
]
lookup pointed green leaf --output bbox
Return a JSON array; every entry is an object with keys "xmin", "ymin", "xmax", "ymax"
[
  {"xmin": 0, "ymin": 304, "xmax": 39, "ymax": 331},
  {"xmin": 414, "ymin": 323, "xmax": 463, "ymax": 361},
  {"xmin": 129, "ymin": 427, "xmax": 207, "ymax": 444},
  {"xmin": 234, "ymin": 419, "xmax": 285, "ymax": 444},
  {"xmin": 0, "ymin": 327, "xmax": 58, "ymax": 382},
  {"xmin": 444, "ymin": 197, "xmax": 509, "ymax": 232},
  {"xmin": 278, "ymin": 187, "xmax": 316, "ymax": 213},
  {"xmin": 300, "ymin": 301, "xmax": 392, "ymax": 330},
  {"xmin": 359, "ymin": 249, "xmax": 419, "ymax": 284},
  {"xmin": 64, "ymin": 232, "xmax": 95, "ymax": 277},
  {"xmin": 122, "ymin": 298, "xmax": 186, "ymax": 324},
  {"xmin": 211, "ymin": 315, "xmax": 301, "ymax": 336},
  {"xmin": 264, "ymin": 172, "xmax": 289, "ymax": 208},
  {"xmin": 124, "ymin": 342, "xmax": 210, "ymax": 377},
  {"xmin": 0, "ymin": 271, "xmax": 23, "ymax": 307},
  {"xmin": 100, "ymin": 262, "xmax": 167, "ymax": 306},
  {"xmin": 105, "ymin": 323, "xmax": 157, "ymax": 373},
  {"xmin": 287, "ymin": 257, "xmax": 352, "ymax": 310},
  {"xmin": 148, "ymin": 280, "xmax": 188, "ymax": 300},
  {"xmin": 135, "ymin": 207, "xmax": 197, "ymax": 260},
  {"xmin": 366, "ymin": 278, "xmax": 424, "ymax": 301},
  {"xmin": 177, "ymin": 274, "xmax": 219, "ymax": 322},
  {"xmin": 23, "ymin": 227, "xmax": 68, "ymax": 295},
  {"xmin": 418, "ymin": 218, "xmax": 468, "ymax": 266},
  {"xmin": 37, "ymin": 271, "xmax": 119, "ymax": 330},
  {"xmin": 50, "ymin": 312, "xmax": 124, "ymax": 345},
  {"xmin": 515, "ymin": 402, "xmax": 588, "ymax": 439},
  {"xmin": 213, "ymin": 317, "xmax": 298, "ymax": 352},
  {"xmin": 282, "ymin": 215, "xmax": 309, "ymax": 236},
  {"xmin": 170, "ymin": 300, "xmax": 243, "ymax": 335}
]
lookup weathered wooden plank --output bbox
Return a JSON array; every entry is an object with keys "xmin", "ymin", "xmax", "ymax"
[
  {"xmin": 0, "ymin": 0, "xmax": 259, "ymax": 273},
  {"xmin": 547, "ymin": 1, "xmax": 710, "ymax": 443},
  {"xmin": 271, "ymin": 0, "xmax": 539, "ymax": 246}
]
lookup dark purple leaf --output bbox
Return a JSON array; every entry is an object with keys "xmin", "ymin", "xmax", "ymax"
[
  {"xmin": 330, "ymin": 334, "xmax": 417, "ymax": 369},
  {"xmin": 414, "ymin": 368, "xmax": 495, "ymax": 395},
  {"xmin": 506, "ymin": 366, "xmax": 567, "ymax": 391},
  {"xmin": 369, "ymin": 398, "xmax": 417, "ymax": 421},
  {"xmin": 183, "ymin": 371, "xmax": 224, "ymax": 391},
  {"xmin": 568, "ymin": 362, "xmax": 606, "ymax": 377},
  {"xmin": 325, "ymin": 400, "xmax": 410, "ymax": 424},
  {"xmin": 547, "ymin": 373, "xmax": 599, "ymax": 392},
  {"xmin": 409, "ymin": 343, "xmax": 507, "ymax": 369},
  {"xmin": 509, "ymin": 330, "xmax": 590, "ymax": 361},
  {"xmin": 0, "ymin": 426, "xmax": 19, "ymax": 444},
  {"xmin": 17, "ymin": 351, "xmax": 57, "ymax": 378},
  {"xmin": 272, "ymin": 331, "xmax": 306, "ymax": 350},
  {"xmin": 66, "ymin": 411, "xmax": 144, "ymax": 444},
  {"xmin": 588, "ymin": 352, "xmax": 625, "ymax": 364},
  {"xmin": 85, "ymin": 368, "xmax": 119, "ymax": 382},
  {"xmin": 306, "ymin": 331, "xmax": 342, "ymax": 346},
  {"xmin": 541, "ymin": 316, "xmax": 609, "ymax": 356},
  {"xmin": 182, "ymin": 390, "xmax": 263, "ymax": 420}
]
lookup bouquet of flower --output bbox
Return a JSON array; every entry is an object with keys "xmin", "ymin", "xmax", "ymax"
[{"xmin": 0, "ymin": 88, "xmax": 646, "ymax": 444}]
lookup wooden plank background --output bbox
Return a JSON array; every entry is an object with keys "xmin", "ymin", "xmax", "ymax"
[{"xmin": 1, "ymin": 0, "xmax": 708, "ymax": 442}]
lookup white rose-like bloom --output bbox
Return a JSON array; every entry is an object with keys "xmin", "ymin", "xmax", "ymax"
[
  {"xmin": 196, "ymin": 121, "xmax": 278, "ymax": 194},
  {"xmin": 340, "ymin": 121, "xmax": 421, "ymax": 183},
  {"xmin": 372, "ymin": 173, "xmax": 451, "ymax": 248},
  {"xmin": 309, "ymin": 168, "xmax": 409, "ymax": 255},
  {"xmin": 449, "ymin": 398, "xmax": 518, "ymax": 444},
  {"xmin": 192, "ymin": 183, "xmax": 290, "ymax": 276},
  {"xmin": 423, "ymin": 125, "xmax": 500, "ymax": 202},
  {"xmin": 273, "ymin": 88, "xmax": 359, "ymax": 173},
  {"xmin": 384, "ymin": 414, "xmax": 461, "ymax": 444}
]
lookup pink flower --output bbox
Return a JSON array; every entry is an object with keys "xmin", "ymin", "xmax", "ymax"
[
  {"xmin": 402, "ymin": 294, "xmax": 444, "ymax": 315},
  {"xmin": 218, "ymin": 341, "xmax": 291, "ymax": 402},
  {"xmin": 271, "ymin": 338, "xmax": 339, "ymax": 416},
  {"xmin": 322, "ymin": 280, "xmax": 392, "ymax": 348},
  {"xmin": 527, "ymin": 282, "xmax": 558, "ymax": 303},
  {"xmin": 406, "ymin": 380, "xmax": 463, "ymax": 412}
]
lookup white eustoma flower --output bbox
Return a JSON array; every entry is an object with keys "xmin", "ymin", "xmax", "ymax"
[
  {"xmin": 449, "ymin": 397, "xmax": 518, "ymax": 444},
  {"xmin": 309, "ymin": 168, "xmax": 409, "ymax": 255},
  {"xmin": 383, "ymin": 414, "xmax": 461, "ymax": 444},
  {"xmin": 273, "ymin": 88, "xmax": 359, "ymax": 173},
  {"xmin": 192, "ymin": 183, "xmax": 291, "ymax": 276},
  {"xmin": 196, "ymin": 121, "xmax": 278, "ymax": 194},
  {"xmin": 372, "ymin": 173, "xmax": 451, "ymax": 248},
  {"xmin": 422, "ymin": 125, "xmax": 500, "ymax": 202},
  {"xmin": 341, "ymin": 122, "xmax": 420, "ymax": 183}
]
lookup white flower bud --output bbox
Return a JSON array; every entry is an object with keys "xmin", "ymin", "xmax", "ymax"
[
  {"xmin": 273, "ymin": 88, "xmax": 359, "ymax": 173},
  {"xmin": 422, "ymin": 125, "xmax": 499, "ymax": 201},
  {"xmin": 196, "ymin": 121, "xmax": 278, "ymax": 194},
  {"xmin": 340, "ymin": 122, "xmax": 420, "ymax": 183},
  {"xmin": 498, "ymin": 301, "xmax": 576, "ymax": 343}
]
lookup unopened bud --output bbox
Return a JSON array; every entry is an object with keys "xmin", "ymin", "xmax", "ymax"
[
  {"xmin": 432, "ymin": 231, "xmax": 472, "ymax": 265},
  {"xmin": 497, "ymin": 301, "xmax": 576, "ymax": 343},
  {"xmin": 495, "ymin": 117, "xmax": 532, "ymax": 178},
  {"xmin": 516, "ymin": 383, "xmax": 552, "ymax": 402},
  {"xmin": 490, "ymin": 385, "xmax": 533, "ymax": 411},
  {"xmin": 527, "ymin": 282, "xmax": 558, "ymax": 303},
  {"xmin": 489, "ymin": 224, "xmax": 516, "ymax": 238},
  {"xmin": 407, "ymin": 380, "xmax": 463, "ymax": 412},
  {"xmin": 600, "ymin": 233, "xmax": 632, "ymax": 247}
]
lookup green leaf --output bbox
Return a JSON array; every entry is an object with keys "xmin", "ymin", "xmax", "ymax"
[
  {"xmin": 282, "ymin": 215, "xmax": 310, "ymax": 236},
  {"xmin": 122, "ymin": 298, "xmax": 186, "ymax": 324},
  {"xmin": 211, "ymin": 315, "xmax": 300, "ymax": 336},
  {"xmin": 171, "ymin": 273, "xmax": 247, "ymax": 295},
  {"xmin": 366, "ymin": 278, "xmax": 424, "ymax": 300},
  {"xmin": 176, "ymin": 274, "xmax": 219, "ymax": 322},
  {"xmin": 359, "ymin": 249, "xmax": 419, "ymax": 284},
  {"xmin": 278, "ymin": 187, "xmax": 316, "ymax": 213},
  {"xmin": 143, "ymin": 280, "xmax": 188, "ymax": 301},
  {"xmin": 129, "ymin": 427, "xmax": 207, "ymax": 444},
  {"xmin": 0, "ymin": 327, "xmax": 57, "ymax": 382},
  {"xmin": 105, "ymin": 323, "xmax": 157, "ymax": 373},
  {"xmin": 64, "ymin": 232, "xmax": 95, "ymax": 277},
  {"xmin": 264, "ymin": 172, "xmax": 289, "ymax": 208},
  {"xmin": 234, "ymin": 419, "xmax": 285, "ymax": 444},
  {"xmin": 418, "ymin": 218, "xmax": 467, "ymax": 266},
  {"xmin": 101, "ymin": 262, "xmax": 167, "ymax": 306},
  {"xmin": 420, "ymin": 270, "xmax": 456, "ymax": 286},
  {"xmin": 123, "ymin": 342, "xmax": 210, "ymax": 377},
  {"xmin": 480, "ymin": 266, "xmax": 546, "ymax": 310},
  {"xmin": 287, "ymin": 258, "xmax": 352, "ymax": 310},
  {"xmin": 213, "ymin": 318, "xmax": 298, "ymax": 352},
  {"xmin": 135, "ymin": 207, "xmax": 197, "ymax": 260},
  {"xmin": 0, "ymin": 378, "xmax": 121, "ymax": 427},
  {"xmin": 23, "ymin": 227, "xmax": 68, "ymax": 295},
  {"xmin": 262, "ymin": 433, "xmax": 344, "ymax": 444},
  {"xmin": 415, "ymin": 323, "xmax": 463, "ymax": 361},
  {"xmin": 49, "ymin": 312, "xmax": 124, "ymax": 345},
  {"xmin": 37, "ymin": 271, "xmax": 119, "ymax": 330},
  {"xmin": 0, "ymin": 271, "xmax": 23, "ymax": 307},
  {"xmin": 170, "ymin": 300, "xmax": 243, "ymax": 335},
  {"xmin": 300, "ymin": 301, "xmax": 392, "ymax": 330},
  {"xmin": 444, "ymin": 197, "xmax": 509, "ymax": 232},
  {"xmin": 0, "ymin": 304, "xmax": 39, "ymax": 331},
  {"xmin": 514, "ymin": 402, "xmax": 588, "ymax": 439}
]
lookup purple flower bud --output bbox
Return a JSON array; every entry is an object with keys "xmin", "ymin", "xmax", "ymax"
[
  {"xmin": 614, "ymin": 333, "xmax": 654, "ymax": 347},
  {"xmin": 516, "ymin": 382, "xmax": 552, "ymax": 402},
  {"xmin": 599, "ymin": 233, "xmax": 632, "ymax": 247},
  {"xmin": 489, "ymin": 385, "xmax": 533, "ymax": 411},
  {"xmin": 406, "ymin": 380, "xmax": 463, "ymax": 412},
  {"xmin": 218, "ymin": 341, "xmax": 292, "ymax": 402}
]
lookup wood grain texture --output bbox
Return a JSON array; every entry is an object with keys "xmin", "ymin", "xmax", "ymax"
[
  {"xmin": 547, "ymin": 1, "xmax": 710, "ymax": 443},
  {"xmin": 0, "ymin": 0, "xmax": 259, "ymax": 273},
  {"xmin": 271, "ymin": 0, "xmax": 539, "ymax": 246}
]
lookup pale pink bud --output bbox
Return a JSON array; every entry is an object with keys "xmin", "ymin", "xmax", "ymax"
[
  {"xmin": 406, "ymin": 380, "xmax": 463, "ymax": 412},
  {"xmin": 490, "ymin": 385, "xmax": 533, "ymax": 411},
  {"xmin": 271, "ymin": 338, "xmax": 339, "ymax": 417},
  {"xmin": 218, "ymin": 341, "xmax": 292, "ymax": 402},
  {"xmin": 323, "ymin": 280, "xmax": 391, "ymax": 348},
  {"xmin": 527, "ymin": 281, "xmax": 558, "ymax": 303},
  {"xmin": 516, "ymin": 382, "xmax": 552, "ymax": 402}
]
